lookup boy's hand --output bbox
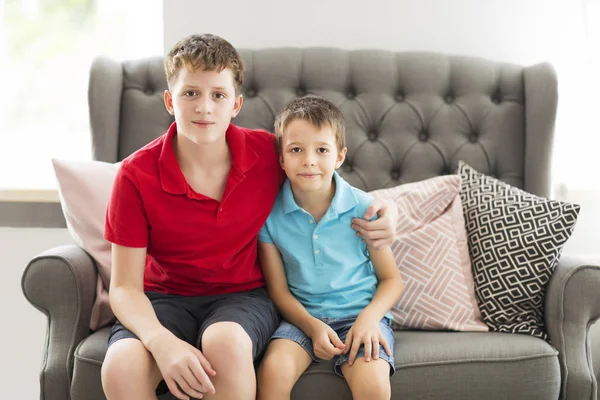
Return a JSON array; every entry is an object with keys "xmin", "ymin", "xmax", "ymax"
[
  {"xmin": 310, "ymin": 320, "xmax": 346, "ymax": 360},
  {"xmin": 352, "ymin": 197, "xmax": 397, "ymax": 250},
  {"xmin": 343, "ymin": 313, "xmax": 392, "ymax": 366},
  {"xmin": 148, "ymin": 330, "xmax": 216, "ymax": 400}
]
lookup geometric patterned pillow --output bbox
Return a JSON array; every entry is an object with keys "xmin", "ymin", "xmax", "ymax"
[
  {"xmin": 371, "ymin": 175, "xmax": 488, "ymax": 332},
  {"xmin": 458, "ymin": 161, "xmax": 580, "ymax": 340}
]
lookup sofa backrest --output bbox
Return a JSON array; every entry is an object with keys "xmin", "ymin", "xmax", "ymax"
[{"xmin": 88, "ymin": 49, "xmax": 557, "ymax": 196}]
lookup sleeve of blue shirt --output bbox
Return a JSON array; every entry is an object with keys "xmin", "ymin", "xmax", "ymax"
[
  {"xmin": 258, "ymin": 219, "xmax": 274, "ymax": 244},
  {"xmin": 352, "ymin": 188, "xmax": 379, "ymax": 222}
]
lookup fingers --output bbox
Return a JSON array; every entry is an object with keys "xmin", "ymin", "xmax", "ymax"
[
  {"xmin": 348, "ymin": 336, "xmax": 361, "ymax": 366},
  {"xmin": 380, "ymin": 334, "xmax": 392, "ymax": 357},
  {"xmin": 165, "ymin": 378, "xmax": 190, "ymax": 400},
  {"xmin": 351, "ymin": 219, "xmax": 390, "ymax": 241},
  {"xmin": 328, "ymin": 329, "xmax": 346, "ymax": 350},
  {"xmin": 372, "ymin": 335, "xmax": 381, "ymax": 360},
  {"xmin": 314, "ymin": 337, "xmax": 341, "ymax": 360},
  {"xmin": 193, "ymin": 348, "xmax": 217, "ymax": 377},
  {"xmin": 363, "ymin": 337, "xmax": 372, "ymax": 362},
  {"xmin": 178, "ymin": 370, "xmax": 206, "ymax": 399},
  {"xmin": 188, "ymin": 360, "xmax": 215, "ymax": 395},
  {"xmin": 343, "ymin": 330, "xmax": 353, "ymax": 355},
  {"xmin": 362, "ymin": 200, "xmax": 382, "ymax": 220}
]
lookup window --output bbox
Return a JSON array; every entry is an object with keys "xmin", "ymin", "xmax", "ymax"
[
  {"xmin": 1, "ymin": 0, "xmax": 162, "ymax": 189},
  {"xmin": 551, "ymin": 0, "xmax": 600, "ymax": 191}
]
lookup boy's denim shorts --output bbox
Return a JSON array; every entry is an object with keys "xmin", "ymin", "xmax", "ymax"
[{"xmin": 271, "ymin": 316, "xmax": 396, "ymax": 377}]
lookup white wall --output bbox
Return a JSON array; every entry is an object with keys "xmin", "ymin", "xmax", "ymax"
[{"xmin": 1, "ymin": 228, "xmax": 73, "ymax": 400}]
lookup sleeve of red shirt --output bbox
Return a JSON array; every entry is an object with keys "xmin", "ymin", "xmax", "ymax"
[
  {"xmin": 266, "ymin": 131, "xmax": 287, "ymax": 185},
  {"xmin": 104, "ymin": 163, "xmax": 149, "ymax": 248}
]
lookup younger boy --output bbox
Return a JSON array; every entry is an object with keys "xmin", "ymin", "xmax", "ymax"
[
  {"xmin": 101, "ymin": 34, "xmax": 397, "ymax": 400},
  {"xmin": 257, "ymin": 96, "xmax": 404, "ymax": 400}
]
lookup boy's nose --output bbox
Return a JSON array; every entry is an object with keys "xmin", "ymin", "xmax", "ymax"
[
  {"xmin": 195, "ymin": 97, "xmax": 212, "ymax": 114},
  {"xmin": 303, "ymin": 155, "xmax": 316, "ymax": 166}
]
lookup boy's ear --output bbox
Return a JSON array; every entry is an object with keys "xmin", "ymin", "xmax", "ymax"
[
  {"xmin": 232, "ymin": 94, "xmax": 244, "ymax": 118},
  {"xmin": 335, "ymin": 147, "xmax": 348, "ymax": 169},
  {"xmin": 164, "ymin": 90, "xmax": 174, "ymax": 115}
]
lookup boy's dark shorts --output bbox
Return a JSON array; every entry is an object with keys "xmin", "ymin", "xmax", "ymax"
[{"xmin": 107, "ymin": 286, "xmax": 280, "ymax": 395}]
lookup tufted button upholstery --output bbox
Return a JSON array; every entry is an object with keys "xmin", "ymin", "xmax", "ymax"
[
  {"xmin": 492, "ymin": 91, "xmax": 503, "ymax": 104},
  {"xmin": 113, "ymin": 50, "xmax": 536, "ymax": 192}
]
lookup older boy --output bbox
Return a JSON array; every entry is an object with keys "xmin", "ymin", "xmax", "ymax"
[
  {"xmin": 257, "ymin": 96, "xmax": 404, "ymax": 400},
  {"xmin": 101, "ymin": 34, "xmax": 396, "ymax": 400}
]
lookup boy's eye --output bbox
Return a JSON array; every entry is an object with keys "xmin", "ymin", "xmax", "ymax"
[
  {"xmin": 183, "ymin": 90, "xmax": 197, "ymax": 97},
  {"xmin": 317, "ymin": 148, "xmax": 329, "ymax": 154},
  {"xmin": 214, "ymin": 93, "xmax": 226, "ymax": 99},
  {"xmin": 290, "ymin": 147, "xmax": 301, "ymax": 153}
]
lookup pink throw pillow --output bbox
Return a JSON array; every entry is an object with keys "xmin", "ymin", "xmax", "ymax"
[
  {"xmin": 370, "ymin": 175, "xmax": 487, "ymax": 331},
  {"xmin": 52, "ymin": 159, "xmax": 119, "ymax": 331}
]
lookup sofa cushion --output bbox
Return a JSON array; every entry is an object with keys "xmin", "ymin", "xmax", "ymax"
[
  {"xmin": 458, "ymin": 161, "xmax": 580, "ymax": 340},
  {"xmin": 370, "ymin": 175, "xmax": 487, "ymax": 332},
  {"xmin": 74, "ymin": 328, "xmax": 559, "ymax": 400},
  {"xmin": 52, "ymin": 159, "xmax": 119, "ymax": 331}
]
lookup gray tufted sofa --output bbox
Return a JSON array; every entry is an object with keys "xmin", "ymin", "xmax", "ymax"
[{"xmin": 22, "ymin": 48, "xmax": 600, "ymax": 400}]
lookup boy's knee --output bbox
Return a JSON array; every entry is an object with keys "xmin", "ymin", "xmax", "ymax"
[
  {"xmin": 350, "ymin": 375, "xmax": 391, "ymax": 400},
  {"xmin": 258, "ymin": 353, "xmax": 292, "ymax": 385},
  {"xmin": 202, "ymin": 322, "xmax": 253, "ymax": 360},
  {"xmin": 102, "ymin": 339, "xmax": 159, "ymax": 395}
]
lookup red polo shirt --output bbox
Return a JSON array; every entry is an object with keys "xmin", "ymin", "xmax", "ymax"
[{"xmin": 105, "ymin": 122, "xmax": 284, "ymax": 296}]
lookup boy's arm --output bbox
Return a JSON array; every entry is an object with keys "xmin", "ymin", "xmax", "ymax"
[
  {"xmin": 259, "ymin": 241, "xmax": 346, "ymax": 359},
  {"xmin": 344, "ymin": 245, "xmax": 403, "ymax": 364},
  {"xmin": 360, "ymin": 245, "xmax": 404, "ymax": 321},
  {"xmin": 258, "ymin": 241, "xmax": 321, "ymax": 337},
  {"xmin": 351, "ymin": 197, "xmax": 398, "ymax": 250},
  {"xmin": 109, "ymin": 244, "xmax": 216, "ymax": 398},
  {"xmin": 109, "ymin": 244, "xmax": 166, "ymax": 346}
]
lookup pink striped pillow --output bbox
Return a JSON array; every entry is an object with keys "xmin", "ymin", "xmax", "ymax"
[{"xmin": 370, "ymin": 175, "xmax": 487, "ymax": 332}]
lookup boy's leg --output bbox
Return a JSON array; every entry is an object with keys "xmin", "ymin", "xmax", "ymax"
[
  {"xmin": 102, "ymin": 292, "xmax": 200, "ymax": 400},
  {"xmin": 257, "ymin": 321, "xmax": 315, "ymax": 400},
  {"xmin": 334, "ymin": 317, "xmax": 396, "ymax": 400},
  {"xmin": 197, "ymin": 287, "xmax": 280, "ymax": 400},
  {"xmin": 102, "ymin": 338, "xmax": 163, "ymax": 400},
  {"xmin": 340, "ymin": 359, "xmax": 391, "ymax": 400}
]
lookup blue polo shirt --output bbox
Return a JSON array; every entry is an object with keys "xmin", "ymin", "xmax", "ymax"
[{"xmin": 259, "ymin": 172, "xmax": 390, "ymax": 319}]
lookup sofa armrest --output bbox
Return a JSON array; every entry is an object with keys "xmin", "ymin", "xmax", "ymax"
[
  {"xmin": 21, "ymin": 244, "xmax": 98, "ymax": 400},
  {"xmin": 546, "ymin": 255, "xmax": 600, "ymax": 400}
]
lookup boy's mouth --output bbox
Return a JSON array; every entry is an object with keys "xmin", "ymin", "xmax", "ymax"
[
  {"xmin": 298, "ymin": 173, "xmax": 320, "ymax": 179},
  {"xmin": 192, "ymin": 121, "xmax": 215, "ymax": 127}
]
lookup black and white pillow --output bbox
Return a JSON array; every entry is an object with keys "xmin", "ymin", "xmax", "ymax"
[{"xmin": 458, "ymin": 161, "xmax": 580, "ymax": 340}]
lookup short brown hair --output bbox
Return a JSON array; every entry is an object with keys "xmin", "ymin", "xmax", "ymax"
[
  {"xmin": 274, "ymin": 96, "xmax": 346, "ymax": 153},
  {"xmin": 164, "ymin": 33, "xmax": 244, "ymax": 93}
]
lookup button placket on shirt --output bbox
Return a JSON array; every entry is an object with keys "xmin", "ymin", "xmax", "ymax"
[
  {"xmin": 302, "ymin": 211, "xmax": 321, "ymax": 262},
  {"xmin": 312, "ymin": 223, "xmax": 321, "ymax": 262}
]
